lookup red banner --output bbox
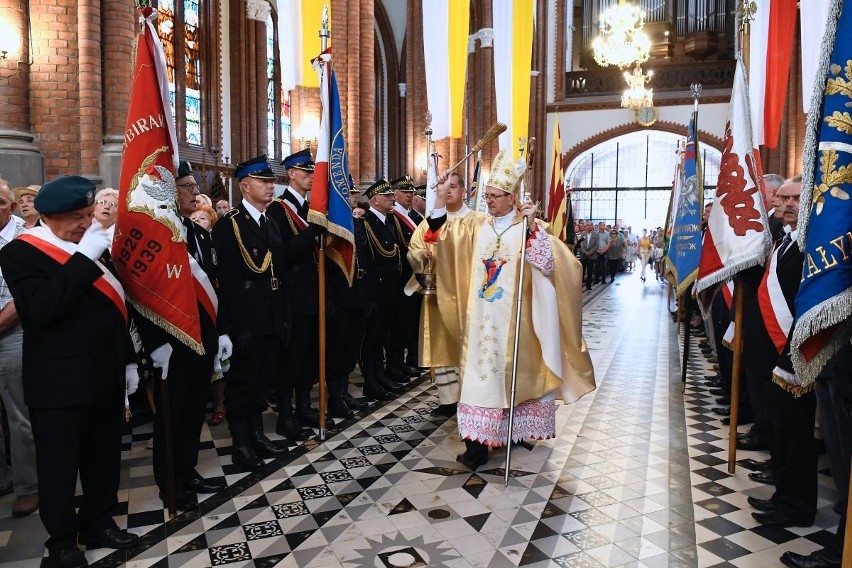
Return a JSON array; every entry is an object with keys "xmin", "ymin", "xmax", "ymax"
[{"xmin": 112, "ymin": 7, "xmax": 203, "ymax": 354}]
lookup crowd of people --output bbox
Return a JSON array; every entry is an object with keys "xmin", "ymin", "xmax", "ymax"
[
  {"xmin": 0, "ymin": 148, "xmax": 595, "ymax": 567},
  {"xmin": 571, "ymin": 221, "xmax": 668, "ymax": 288}
]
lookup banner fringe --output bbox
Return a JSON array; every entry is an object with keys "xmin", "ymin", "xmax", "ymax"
[
  {"xmin": 798, "ymin": 0, "xmax": 843, "ymax": 249},
  {"xmin": 771, "ymin": 373, "xmax": 815, "ymax": 398},
  {"xmin": 790, "ymin": 288, "xmax": 852, "ymax": 384},
  {"xmin": 130, "ymin": 300, "xmax": 205, "ymax": 356}
]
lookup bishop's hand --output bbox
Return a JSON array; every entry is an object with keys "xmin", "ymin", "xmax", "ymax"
[{"xmin": 520, "ymin": 200, "xmax": 537, "ymax": 229}]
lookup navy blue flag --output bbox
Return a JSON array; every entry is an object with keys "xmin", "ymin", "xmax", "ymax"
[
  {"xmin": 669, "ymin": 113, "xmax": 704, "ymax": 296},
  {"xmin": 792, "ymin": 0, "xmax": 852, "ymax": 385}
]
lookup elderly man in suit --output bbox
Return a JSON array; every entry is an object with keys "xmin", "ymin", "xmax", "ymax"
[{"xmin": 0, "ymin": 176, "xmax": 140, "ymax": 568}]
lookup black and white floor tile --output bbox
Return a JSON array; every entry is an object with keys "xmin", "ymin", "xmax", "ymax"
[{"xmin": 0, "ymin": 271, "xmax": 843, "ymax": 567}]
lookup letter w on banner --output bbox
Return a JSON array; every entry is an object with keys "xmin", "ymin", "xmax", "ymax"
[
  {"xmin": 695, "ymin": 57, "xmax": 771, "ymax": 314},
  {"xmin": 792, "ymin": 0, "xmax": 852, "ymax": 386},
  {"xmin": 112, "ymin": 3, "xmax": 204, "ymax": 354},
  {"xmin": 308, "ymin": 48, "xmax": 355, "ymax": 285}
]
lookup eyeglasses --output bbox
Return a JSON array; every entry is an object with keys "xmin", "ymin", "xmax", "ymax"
[
  {"xmin": 483, "ymin": 193, "xmax": 510, "ymax": 201},
  {"xmin": 96, "ymin": 200, "xmax": 116, "ymax": 208},
  {"xmin": 177, "ymin": 182, "xmax": 200, "ymax": 189}
]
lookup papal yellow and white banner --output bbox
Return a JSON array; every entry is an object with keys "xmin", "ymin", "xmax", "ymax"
[
  {"xmin": 421, "ymin": 1, "xmax": 470, "ymax": 139},
  {"xmin": 278, "ymin": 0, "xmax": 328, "ymax": 90},
  {"xmin": 493, "ymin": 0, "xmax": 535, "ymax": 159}
]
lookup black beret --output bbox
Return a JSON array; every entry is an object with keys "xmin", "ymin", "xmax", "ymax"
[
  {"xmin": 235, "ymin": 155, "xmax": 276, "ymax": 181},
  {"xmin": 282, "ymin": 148, "xmax": 315, "ymax": 171},
  {"xmin": 391, "ymin": 175, "xmax": 414, "ymax": 191},
  {"xmin": 34, "ymin": 176, "xmax": 96, "ymax": 215},
  {"xmin": 177, "ymin": 160, "xmax": 193, "ymax": 179},
  {"xmin": 363, "ymin": 178, "xmax": 393, "ymax": 199},
  {"xmin": 414, "ymin": 184, "xmax": 426, "ymax": 198}
]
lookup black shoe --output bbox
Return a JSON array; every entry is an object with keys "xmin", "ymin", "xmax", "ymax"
[
  {"xmin": 363, "ymin": 383, "xmax": 392, "ymax": 401},
  {"xmin": 276, "ymin": 415, "xmax": 311, "ymax": 441},
  {"xmin": 294, "ymin": 408, "xmax": 320, "ymax": 429},
  {"xmin": 780, "ymin": 547, "xmax": 842, "ymax": 568},
  {"xmin": 705, "ymin": 378, "xmax": 722, "ymax": 388},
  {"xmin": 712, "ymin": 407, "xmax": 730, "ymax": 417},
  {"xmin": 249, "ymin": 436, "xmax": 289, "ymax": 458},
  {"xmin": 752, "ymin": 510, "xmax": 814, "ymax": 528},
  {"xmin": 747, "ymin": 496, "xmax": 775, "ymax": 511},
  {"xmin": 78, "ymin": 527, "xmax": 140, "ymax": 550},
  {"xmin": 377, "ymin": 375, "xmax": 405, "ymax": 393},
  {"xmin": 431, "ymin": 403, "xmax": 457, "ymax": 418},
  {"xmin": 715, "ymin": 396, "xmax": 731, "ymax": 406},
  {"xmin": 585, "ymin": 285, "xmax": 592, "ymax": 291},
  {"xmin": 50, "ymin": 547, "xmax": 88, "ymax": 568},
  {"xmin": 342, "ymin": 392, "xmax": 367, "ymax": 411},
  {"xmin": 158, "ymin": 489, "xmax": 198, "ymax": 511},
  {"xmin": 385, "ymin": 367, "xmax": 410, "ymax": 382},
  {"xmin": 456, "ymin": 440, "xmax": 488, "ymax": 471},
  {"xmin": 749, "ymin": 471, "xmax": 775, "ymax": 485},
  {"xmin": 231, "ymin": 443, "xmax": 264, "ymax": 471},
  {"xmin": 709, "ymin": 388, "xmax": 726, "ymax": 396},
  {"xmin": 741, "ymin": 458, "xmax": 772, "ymax": 472},
  {"xmin": 402, "ymin": 365, "xmax": 423, "ymax": 377},
  {"xmin": 738, "ymin": 435, "xmax": 769, "ymax": 451},
  {"xmin": 722, "ymin": 414, "xmax": 754, "ymax": 426},
  {"xmin": 185, "ymin": 472, "xmax": 226, "ymax": 493},
  {"xmin": 328, "ymin": 400, "xmax": 355, "ymax": 419}
]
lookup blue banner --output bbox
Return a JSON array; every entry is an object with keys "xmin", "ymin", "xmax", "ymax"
[
  {"xmin": 670, "ymin": 113, "xmax": 704, "ymax": 296},
  {"xmin": 791, "ymin": 0, "xmax": 852, "ymax": 383}
]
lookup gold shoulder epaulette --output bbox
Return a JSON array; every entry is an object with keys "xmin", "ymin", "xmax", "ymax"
[{"xmin": 222, "ymin": 208, "xmax": 240, "ymax": 219}]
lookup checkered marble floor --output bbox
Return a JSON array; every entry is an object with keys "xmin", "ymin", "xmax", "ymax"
[{"xmin": 0, "ymin": 272, "xmax": 842, "ymax": 567}]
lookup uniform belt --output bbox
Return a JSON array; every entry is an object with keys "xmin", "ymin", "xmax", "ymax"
[
  {"xmin": 356, "ymin": 268, "xmax": 366, "ymax": 279},
  {"xmin": 242, "ymin": 279, "xmax": 277, "ymax": 290}
]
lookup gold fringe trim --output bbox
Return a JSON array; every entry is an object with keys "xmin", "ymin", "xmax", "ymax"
[
  {"xmin": 771, "ymin": 373, "xmax": 815, "ymax": 398},
  {"xmin": 130, "ymin": 299, "xmax": 205, "ymax": 356}
]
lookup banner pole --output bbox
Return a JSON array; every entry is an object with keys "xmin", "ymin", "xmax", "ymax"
[
  {"xmin": 727, "ymin": 276, "xmax": 744, "ymax": 473},
  {"xmin": 317, "ymin": 5, "xmax": 331, "ymax": 441}
]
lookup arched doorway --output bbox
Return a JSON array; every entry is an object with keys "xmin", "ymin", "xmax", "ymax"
[{"xmin": 565, "ymin": 130, "xmax": 722, "ymax": 232}]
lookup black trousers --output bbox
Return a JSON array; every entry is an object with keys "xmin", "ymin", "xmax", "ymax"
[
  {"xmin": 607, "ymin": 259, "xmax": 619, "ymax": 281},
  {"xmin": 768, "ymin": 383, "xmax": 817, "ymax": 520},
  {"xmin": 225, "ymin": 333, "xmax": 281, "ymax": 421},
  {"xmin": 277, "ymin": 313, "xmax": 319, "ymax": 399},
  {"xmin": 29, "ymin": 394, "xmax": 123, "ymax": 552},
  {"xmin": 582, "ymin": 257, "xmax": 596, "ymax": 288},
  {"xmin": 362, "ymin": 302, "xmax": 394, "ymax": 384},
  {"xmin": 327, "ymin": 305, "xmax": 367, "ymax": 378},
  {"xmin": 745, "ymin": 366, "xmax": 771, "ymax": 436},
  {"xmin": 815, "ymin": 345, "xmax": 852, "ymax": 549},
  {"xmin": 388, "ymin": 293, "xmax": 420, "ymax": 369},
  {"xmin": 152, "ymin": 344, "xmax": 214, "ymax": 491}
]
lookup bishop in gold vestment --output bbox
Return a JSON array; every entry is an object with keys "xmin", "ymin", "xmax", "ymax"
[{"xmin": 425, "ymin": 151, "xmax": 595, "ymax": 469}]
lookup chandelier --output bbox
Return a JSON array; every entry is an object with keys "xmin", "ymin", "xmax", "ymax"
[
  {"xmin": 621, "ymin": 63, "xmax": 654, "ymax": 110},
  {"xmin": 592, "ymin": 0, "xmax": 651, "ymax": 69}
]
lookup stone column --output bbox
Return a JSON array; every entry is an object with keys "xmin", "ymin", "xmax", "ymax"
[
  {"xmin": 0, "ymin": 0, "xmax": 43, "ymax": 186},
  {"xmin": 78, "ymin": 0, "xmax": 103, "ymax": 183},
  {"xmin": 99, "ymin": 0, "xmax": 136, "ymax": 187},
  {"xmin": 357, "ymin": 0, "xmax": 376, "ymax": 183}
]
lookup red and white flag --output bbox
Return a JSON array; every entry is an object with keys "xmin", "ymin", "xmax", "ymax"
[
  {"xmin": 696, "ymin": 57, "xmax": 771, "ymax": 305},
  {"xmin": 112, "ymin": 5, "xmax": 206, "ymax": 354},
  {"xmin": 749, "ymin": 0, "xmax": 797, "ymax": 148}
]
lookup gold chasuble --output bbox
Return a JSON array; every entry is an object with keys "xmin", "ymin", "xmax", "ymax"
[{"xmin": 432, "ymin": 210, "xmax": 595, "ymax": 445}]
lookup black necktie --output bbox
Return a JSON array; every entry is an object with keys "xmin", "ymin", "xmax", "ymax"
[
  {"xmin": 183, "ymin": 218, "xmax": 203, "ymax": 265},
  {"xmin": 777, "ymin": 233, "xmax": 792, "ymax": 258},
  {"xmin": 259, "ymin": 214, "xmax": 267, "ymax": 230}
]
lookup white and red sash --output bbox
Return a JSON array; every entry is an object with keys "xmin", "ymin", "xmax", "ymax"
[
  {"xmin": 757, "ymin": 245, "xmax": 793, "ymax": 354},
  {"xmin": 18, "ymin": 230, "xmax": 128, "ymax": 324},
  {"xmin": 392, "ymin": 207, "xmax": 417, "ymax": 232},
  {"xmin": 280, "ymin": 199, "xmax": 308, "ymax": 231},
  {"xmin": 188, "ymin": 254, "xmax": 217, "ymax": 322}
]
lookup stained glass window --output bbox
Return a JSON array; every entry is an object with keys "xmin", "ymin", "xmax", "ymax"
[
  {"xmin": 156, "ymin": 0, "xmax": 204, "ymax": 146},
  {"xmin": 265, "ymin": 13, "xmax": 292, "ymax": 160}
]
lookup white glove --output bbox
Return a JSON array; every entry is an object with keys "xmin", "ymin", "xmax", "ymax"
[
  {"xmin": 77, "ymin": 221, "xmax": 112, "ymax": 260},
  {"xmin": 217, "ymin": 334, "xmax": 233, "ymax": 361},
  {"xmin": 125, "ymin": 363, "xmax": 140, "ymax": 395},
  {"xmin": 150, "ymin": 343, "xmax": 173, "ymax": 380}
]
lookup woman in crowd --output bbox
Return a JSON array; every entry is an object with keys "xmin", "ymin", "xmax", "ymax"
[
  {"xmin": 637, "ymin": 229, "xmax": 653, "ymax": 282},
  {"xmin": 606, "ymin": 230, "xmax": 623, "ymax": 283},
  {"xmin": 190, "ymin": 204, "xmax": 217, "ymax": 231}
]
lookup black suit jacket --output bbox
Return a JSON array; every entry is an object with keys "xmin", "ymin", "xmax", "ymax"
[
  {"xmin": 362, "ymin": 210, "xmax": 403, "ymax": 304},
  {"xmin": 212, "ymin": 203, "xmax": 290, "ymax": 342},
  {"xmin": 741, "ymin": 237, "xmax": 804, "ymax": 376},
  {"xmin": 267, "ymin": 193, "xmax": 322, "ymax": 315},
  {"xmin": 0, "ymin": 243, "xmax": 131, "ymax": 408},
  {"xmin": 409, "ymin": 209, "xmax": 424, "ymax": 226},
  {"xmin": 389, "ymin": 208, "xmax": 416, "ymax": 281}
]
